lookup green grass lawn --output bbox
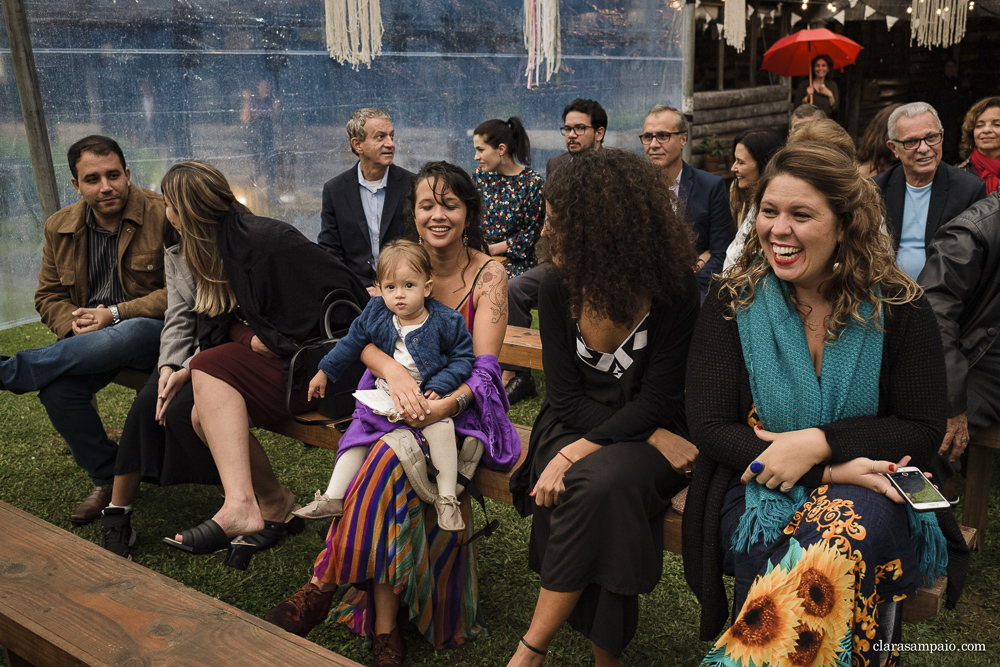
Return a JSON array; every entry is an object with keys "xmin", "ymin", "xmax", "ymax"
[{"xmin": 1, "ymin": 321, "xmax": 998, "ymax": 665}]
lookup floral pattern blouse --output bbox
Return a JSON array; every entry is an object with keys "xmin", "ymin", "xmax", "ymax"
[{"xmin": 474, "ymin": 167, "xmax": 545, "ymax": 278}]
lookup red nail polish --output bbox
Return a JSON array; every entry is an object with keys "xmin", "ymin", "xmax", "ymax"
[
  {"xmin": 754, "ymin": 424, "xmax": 762, "ymax": 431},
  {"xmin": 741, "ymin": 478, "xmax": 746, "ymax": 484},
  {"xmin": 888, "ymin": 464, "xmax": 896, "ymax": 472},
  {"xmin": 529, "ymin": 490, "xmax": 536, "ymax": 497}
]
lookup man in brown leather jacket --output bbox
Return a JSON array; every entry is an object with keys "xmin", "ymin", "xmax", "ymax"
[
  {"xmin": 919, "ymin": 191, "xmax": 1000, "ymax": 497},
  {"xmin": 0, "ymin": 136, "xmax": 166, "ymax": 525}
]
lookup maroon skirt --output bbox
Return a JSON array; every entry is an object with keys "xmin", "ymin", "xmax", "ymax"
[{"xmin": 189, "ymin": 341, "xmax": 311, "ymax": 429}]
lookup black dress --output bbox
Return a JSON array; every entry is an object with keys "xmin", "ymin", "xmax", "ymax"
[{"xmin": 512, "ymin": 270, "xmax": 700, "ymax": 656}]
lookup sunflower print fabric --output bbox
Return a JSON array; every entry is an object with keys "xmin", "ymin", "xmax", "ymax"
[
  {"xmin": 473, "ymin": 167, "xmax": 545, "ymax": 278},
  {"xmin": 703, "ymin": 482, "xmax": 922, "ymax": 667}
]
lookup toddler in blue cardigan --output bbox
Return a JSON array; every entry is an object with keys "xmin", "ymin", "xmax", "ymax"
[{"xmin": 298, "ymin": 240, "xmax": 475, "ymax": 531}]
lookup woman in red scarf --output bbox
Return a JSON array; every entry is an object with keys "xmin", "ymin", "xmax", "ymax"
[{"xmin": 958, "ymin": 96, "xmax": 1000, "ymax": 194}]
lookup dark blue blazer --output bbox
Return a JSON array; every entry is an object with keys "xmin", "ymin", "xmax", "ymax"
[
  {"xmin": 318, "ymin": 162, "xmax": 414, "ymax": 287},
  {"xmin": 873, "ymin": 161, "xmax": 987, "ymax": 254},
  {"xmin": 679, "ymin": 161, "xmax": 734, "ymax": 292}
]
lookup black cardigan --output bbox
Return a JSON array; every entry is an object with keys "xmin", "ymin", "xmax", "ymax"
[
  {"xmin": 683, "ymin": 284, "xmax": 969, "ymax": 640},
  {"xmin": 198, "ymin": 208, "xmax": 370, "ymax": 357}
]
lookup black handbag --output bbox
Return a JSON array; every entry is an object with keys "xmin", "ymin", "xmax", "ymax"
[{"xmin": 285, "ymin": 288, "xmax": 366, "ymax": 426}]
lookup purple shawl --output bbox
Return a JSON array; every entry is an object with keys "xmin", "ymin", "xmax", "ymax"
[{"xmin": 335, "ymin": 354, "xmax": 521, "ymax": 472}]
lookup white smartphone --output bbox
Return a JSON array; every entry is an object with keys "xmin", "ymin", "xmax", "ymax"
[{"xmin": 884, "ymin": 466, "xmax": 950, "ymax": 511}]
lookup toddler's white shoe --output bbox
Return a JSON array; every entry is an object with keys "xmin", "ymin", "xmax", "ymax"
[
  {"xmin": 292, "ymin": 491, "xmax": 344, "ymax": 519},
  {"xmin": 434, "ymin": 495, "xmax": 465, "ymax": 532}
]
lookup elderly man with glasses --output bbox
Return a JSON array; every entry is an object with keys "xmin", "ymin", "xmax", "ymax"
[
  {"xmin": 874, "ymin": 101, "xmax": 987, "ymax": 279},
  {"xmin": 641, "ymin": 105, "xmax": 732, "ymax": 296}
]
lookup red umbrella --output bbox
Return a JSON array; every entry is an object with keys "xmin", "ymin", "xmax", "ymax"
[{"xmin": 761, "ymin": 28, "xmax": 862, "ymax": 78}]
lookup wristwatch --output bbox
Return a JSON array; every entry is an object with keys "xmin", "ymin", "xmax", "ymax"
[{"xmin": 109, "ymin": 304, "xmax": 121, "ymax": 326}]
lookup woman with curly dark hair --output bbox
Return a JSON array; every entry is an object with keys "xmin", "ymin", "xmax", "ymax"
[{"xmin": 508, "ymin": 148, "xmax": 700, "ymax": 666}]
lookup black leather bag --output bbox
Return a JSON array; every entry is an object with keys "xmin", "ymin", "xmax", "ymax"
[{"xmin": 286, "ymin": 289, "xmax": 366, "ymax": 426}]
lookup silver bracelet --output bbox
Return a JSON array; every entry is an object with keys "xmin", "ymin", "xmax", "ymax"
[
  {"xmin": 828, "ymin": 464, "xmax": 834, "ymax": 485},
  {"xmin": 453, "ymin": 391, "xmax": 469, "ymax": 416}
]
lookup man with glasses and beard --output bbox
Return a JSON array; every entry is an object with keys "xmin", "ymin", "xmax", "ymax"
[{"xmin": 505, "ymin": 99, "xmax": 608, "ymax": 404}]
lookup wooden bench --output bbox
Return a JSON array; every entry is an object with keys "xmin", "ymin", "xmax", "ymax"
[
  {"xmin": 0, "ymin": 501, "xmax": 363, "ymax": 667},
  {"xmin": 963, "ymin": 423, "xmax": 1000, "ymax": 551}
]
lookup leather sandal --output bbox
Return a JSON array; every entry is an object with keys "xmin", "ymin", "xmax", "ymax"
[
  {"xmin": 162, "ymin": 519, "xmax": 257, "ymax": 569},
  {"xmin": 244, "ymin": 509, "xmax": 305, "ymax": 550}
]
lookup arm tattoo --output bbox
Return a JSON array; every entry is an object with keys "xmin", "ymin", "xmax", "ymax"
[{"xmin": 476, "ymin": 260, "xmax": 508, "ymax": 325}]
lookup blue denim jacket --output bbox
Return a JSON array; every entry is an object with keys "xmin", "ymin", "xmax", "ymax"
[{"xmin": 318, "ymin": 296, "xmax": 475, "ymax": 395}]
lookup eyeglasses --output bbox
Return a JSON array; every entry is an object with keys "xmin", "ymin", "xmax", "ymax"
[
  {"xmin": 893, "ymin": 132, "xmax": 943, "ymax": 151},
  {"xmin": 639, "ymin": 131, "xmax": 685, "ymax": 145},
  {"xmin": 560, "ymin": 124, "xmax": 594, "ymax": 136}
]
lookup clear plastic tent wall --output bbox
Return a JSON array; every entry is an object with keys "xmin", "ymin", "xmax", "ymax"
[{"xmin": 0, "ymin": 0, "xmax": 683, "ymax": 329}]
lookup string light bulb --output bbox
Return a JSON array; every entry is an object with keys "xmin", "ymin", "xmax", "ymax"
[
  {"xmin": 801, "ymin": 1, "xmax": 807, "ymax": 8},
  {"xmin": 907, "ymin": 6, "xmax": 912, "ymax": 12}
]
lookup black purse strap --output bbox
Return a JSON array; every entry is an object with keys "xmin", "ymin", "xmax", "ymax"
[{"xmin": 285, "ymin": 289, "xmax": 364, "ymax": 426}]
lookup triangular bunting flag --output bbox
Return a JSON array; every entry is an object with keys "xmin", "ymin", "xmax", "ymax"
[
  {"xmin": 848, "ymin": 0, "xmax": 858, "ymax": 6},
  {"xmin": 715, "ymin": 21, "xmax": 724, "ymax": 37},
  {"xmin": 886, "ymin": 14, "xmax": 899, "ymax": 28},
  {"xmin": 864, "ymin": 4, "xmax": 876, "ymax": 18},
  {"xmin": 791, "ymin": 11, "xmax": 802, "ymax": 24},
  {"xmin": 832, "ymin": 9, "xmax": 845, "ymax": 22},
  {"xmin": 748, "ymin": 7, "xmax": 756, "ymax": 17},
  {"xmin": 696, "ymin": 0, "xmax": 702, "ymax": 7}
]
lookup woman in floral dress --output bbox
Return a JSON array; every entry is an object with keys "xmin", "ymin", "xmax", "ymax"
[{"xmin": 472, "ymin": 117, "xmax": 545, "ymax": 279}]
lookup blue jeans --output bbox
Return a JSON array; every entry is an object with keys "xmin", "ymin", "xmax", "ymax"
[{"xmin": 1, "ymin": 317, "xmax": 163, "ymax": 485}]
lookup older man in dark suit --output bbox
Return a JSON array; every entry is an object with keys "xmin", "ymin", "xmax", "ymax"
[
  {"xmin": 642, "ymin": 105, "xmax": 732, "ymax": 295},
  {"xmin": 874, "ymin": 102, "xmax": 987, "ymax": 279},
  {"xmin": 318, "ymin": 108, "xmax": 414, "ymax": 291}
]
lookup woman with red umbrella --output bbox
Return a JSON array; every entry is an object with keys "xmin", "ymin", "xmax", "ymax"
[{"xmin": 794, "ymin": 55, "xmax": 838, "ymax": 117}]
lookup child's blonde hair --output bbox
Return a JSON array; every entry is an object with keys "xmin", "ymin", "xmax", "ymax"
[{"xmin": 375, "ymin": 239, "xmax": 432, "ymax": 286}]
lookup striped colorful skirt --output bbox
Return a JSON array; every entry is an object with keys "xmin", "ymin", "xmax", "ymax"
[{"xmin": 313, "ymin": 439, "xmax": 486, "ymax": 649}]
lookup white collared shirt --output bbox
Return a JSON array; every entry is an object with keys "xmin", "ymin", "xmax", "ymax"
[{"xmin": 358, "ymin": 163, "xmax": 390, "ymax": 267}]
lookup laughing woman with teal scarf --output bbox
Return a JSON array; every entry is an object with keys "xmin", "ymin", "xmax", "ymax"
[{"xmin": 683, "ymin": 143, "xmax": 969, "ymax": 667}]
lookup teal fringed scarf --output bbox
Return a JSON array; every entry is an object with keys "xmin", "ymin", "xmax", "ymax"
[{"xmin": 733, "ymin": 274, "xmax": 947, "ymax": 586}]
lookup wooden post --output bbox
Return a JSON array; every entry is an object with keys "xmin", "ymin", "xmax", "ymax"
[
  {"xmin": 717, "ymin": 13, "xmax": 725, "ymax": 91},
  {"xmin": 2, "ymin": 0, "xmax": 60, "ymax": 221},
  {"xmin": 682, "ymin": 0, "xmax": 695, "ymax": 162}
]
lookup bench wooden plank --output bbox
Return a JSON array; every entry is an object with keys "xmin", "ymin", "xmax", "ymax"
[
  {"xmin": 501, "ymin": 326, "xmax": 543, "ymax": 370},
  {"xmin": 0, "ymin": 501, "xmax": 362, "ymax": 667},
  {"xmin": 962, "ymin": 423, "xmax": 1000, "ymax": 551}
]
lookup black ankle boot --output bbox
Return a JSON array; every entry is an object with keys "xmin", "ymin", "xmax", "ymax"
[{"xmin": 101, "ymin": 507, "xmax": 136, "ymax": 560}]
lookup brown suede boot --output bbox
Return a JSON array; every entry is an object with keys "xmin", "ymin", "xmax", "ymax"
[
  {"xmin": 373, "ymin": 626, "xmax": 406, "ymax": 667},
  {"xmin": 264, "ymin": 582, "xmax": 335, "ymax": 637}
]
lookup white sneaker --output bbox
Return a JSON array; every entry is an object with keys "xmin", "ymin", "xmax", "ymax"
[
  {"xmin": 292, "ymin": 491, "xmax": 344, "ymax": 519},
  {"xmin": 434, "ymin": 495, "xmax": 465, "ymax": 532}
]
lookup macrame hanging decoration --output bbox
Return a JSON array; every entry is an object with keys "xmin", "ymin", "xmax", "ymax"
[
  {"xmin": 325, "ymin": 0, "xmax": 383, "ymax": 69},
  {"xmin": 910, "ymin": 0, "xmax": 967, "ymax": 48},
  {"xmin": 524, "ymin": 0, "xmax": 561, "ymax": 88},
  {"xmin": 723, "ymin": 0, "xmax": 747, "ymax": 53}
]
